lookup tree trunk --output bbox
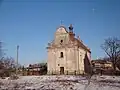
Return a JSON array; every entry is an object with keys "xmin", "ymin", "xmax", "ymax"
[
  {"xmin": 113, "ymin": 64, "xmax": 116, "ymax": 70},
  {"xmin": 112, "ymin": 63, "xmax": 116, "ymax": 75}
]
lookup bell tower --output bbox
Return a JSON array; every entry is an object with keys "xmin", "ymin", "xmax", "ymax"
[
  {"xmin": 69, "ymin": 24, "xmax": 73, "ymax": 33},
  {"xmin": 68, "ymin": 24, "xmax": 75, "ymax": 41}
]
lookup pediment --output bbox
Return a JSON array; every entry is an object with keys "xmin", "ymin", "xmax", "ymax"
[{"xmin": 56, "ymin": 26, "xmax": 68, "ymax": 34}]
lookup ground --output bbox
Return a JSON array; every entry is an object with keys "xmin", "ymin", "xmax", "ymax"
[{"xmin": 0, "ymin": 75, "xmax": 120, "ymax": 90}]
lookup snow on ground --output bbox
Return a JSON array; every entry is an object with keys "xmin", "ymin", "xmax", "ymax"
[{"xmin": 0, "ymin": 75, "xmax": 120, "ymax": 90}]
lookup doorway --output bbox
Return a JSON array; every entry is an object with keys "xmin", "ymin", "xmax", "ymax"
[{"xmin": 60, "ymin": 67, "xmax": 64, "ymax": 74}]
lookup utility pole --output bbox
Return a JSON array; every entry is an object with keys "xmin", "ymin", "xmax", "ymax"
[{"xmin": 16, "ymin": 45, "xmax": 19, "ymax": 75}]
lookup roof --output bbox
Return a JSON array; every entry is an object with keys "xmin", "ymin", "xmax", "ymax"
[
  {"xmin": 75, "ymin": 38, "xmax": 90, "ymax": 52},
  {"xmin": 69, "ymin": 32, "xmax": 91, "ymax": 52},
  {"xmin": 47, "ymin": 25, "xmax": 91, "ymax": 52},
  {"xmin": 91, "ymin": 60, "xmax": 112, "ymax": 64}
]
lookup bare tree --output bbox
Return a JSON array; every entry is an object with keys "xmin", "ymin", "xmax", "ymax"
[
  {"xmin": 101, "ymin": 37, "xmax": 120, "ymax": 71},
  {"xmin": 2, "ymin": 57, "xmax": 16, "ymax": 69},
  {"xmin": 0, "ymin": 41, "xmax": 18, "ymax": 77},
  {"xmin": 0, "ymin": 57, "xmax": 16, "ymax": 77},
  {"xmin": 116, "ymin": 56, "xmax": 120, "ymax": 70}
]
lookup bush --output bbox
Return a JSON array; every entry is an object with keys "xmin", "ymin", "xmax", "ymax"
[
  {"xmin": 8, "ymin": 74, "xmax": 19, "ymax": 80},
  {"xmin": 115, "ymin": 71, "xmax": 120, "ymax": 76}
]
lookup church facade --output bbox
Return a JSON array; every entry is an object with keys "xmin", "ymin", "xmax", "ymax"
[{"xmin": 47, "ymin": 24, "xmax": 91, "ymax": 75}]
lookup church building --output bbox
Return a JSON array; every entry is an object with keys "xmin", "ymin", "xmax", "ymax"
[{"xmin": 47, "ymin": 24, "xmax": 91, "ymax": 75}]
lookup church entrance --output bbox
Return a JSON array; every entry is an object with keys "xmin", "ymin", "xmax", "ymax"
[{"xmin": 60, "ymin": 67, "xmax": 64, "ymax": 74}]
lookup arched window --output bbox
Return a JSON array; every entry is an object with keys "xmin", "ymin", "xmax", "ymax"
[
  {"xmin": 60, "ymin": 40, "xmax": 63, "ymax": 43},
  {"xmin": 60, "ymin": 40, "xmax": 63, "ymax": 45},
  {"xmin": 60, "ymin": 52, "xmax": 63, "ymax": 58}
]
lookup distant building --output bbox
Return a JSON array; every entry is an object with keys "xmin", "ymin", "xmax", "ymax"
[
  {"xmin": 91, "ymin": 60, "xmax": 112, "ymax": 69},
  {"xmin": 20, "ymin": 63, "xmax": 47, "ymax": 76},
  {"xmin": 47, "ymin": 24, "xmax": 91, "ymax": 75},
  {"xmin": 91, "ymin": 59, "xmax": 113, "ymax": 75}
]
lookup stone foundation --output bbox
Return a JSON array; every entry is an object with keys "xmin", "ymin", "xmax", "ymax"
[{"xmin": 47, "ymin": 70, "xmax": 85, "ymax": 75}]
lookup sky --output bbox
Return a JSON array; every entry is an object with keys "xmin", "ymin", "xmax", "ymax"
[{"xmin": 0, "ymin": 0, "xmax": 120, "ymax": 65}]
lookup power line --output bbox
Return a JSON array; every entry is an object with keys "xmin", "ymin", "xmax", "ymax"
[
  {"xmin": 0, "ymin": 41, "xmax": 7, "ymax": 60},
  {"xmin": 2, "ymin": 0, "xmax": 95, "ymax": 3},
  {"xmin": 0, "ymin": 41, "xmax": 2, "ymax": 59},
  {"xmin": 0, "ymin": 41, "xmax": 4, "ymax": 60}
]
